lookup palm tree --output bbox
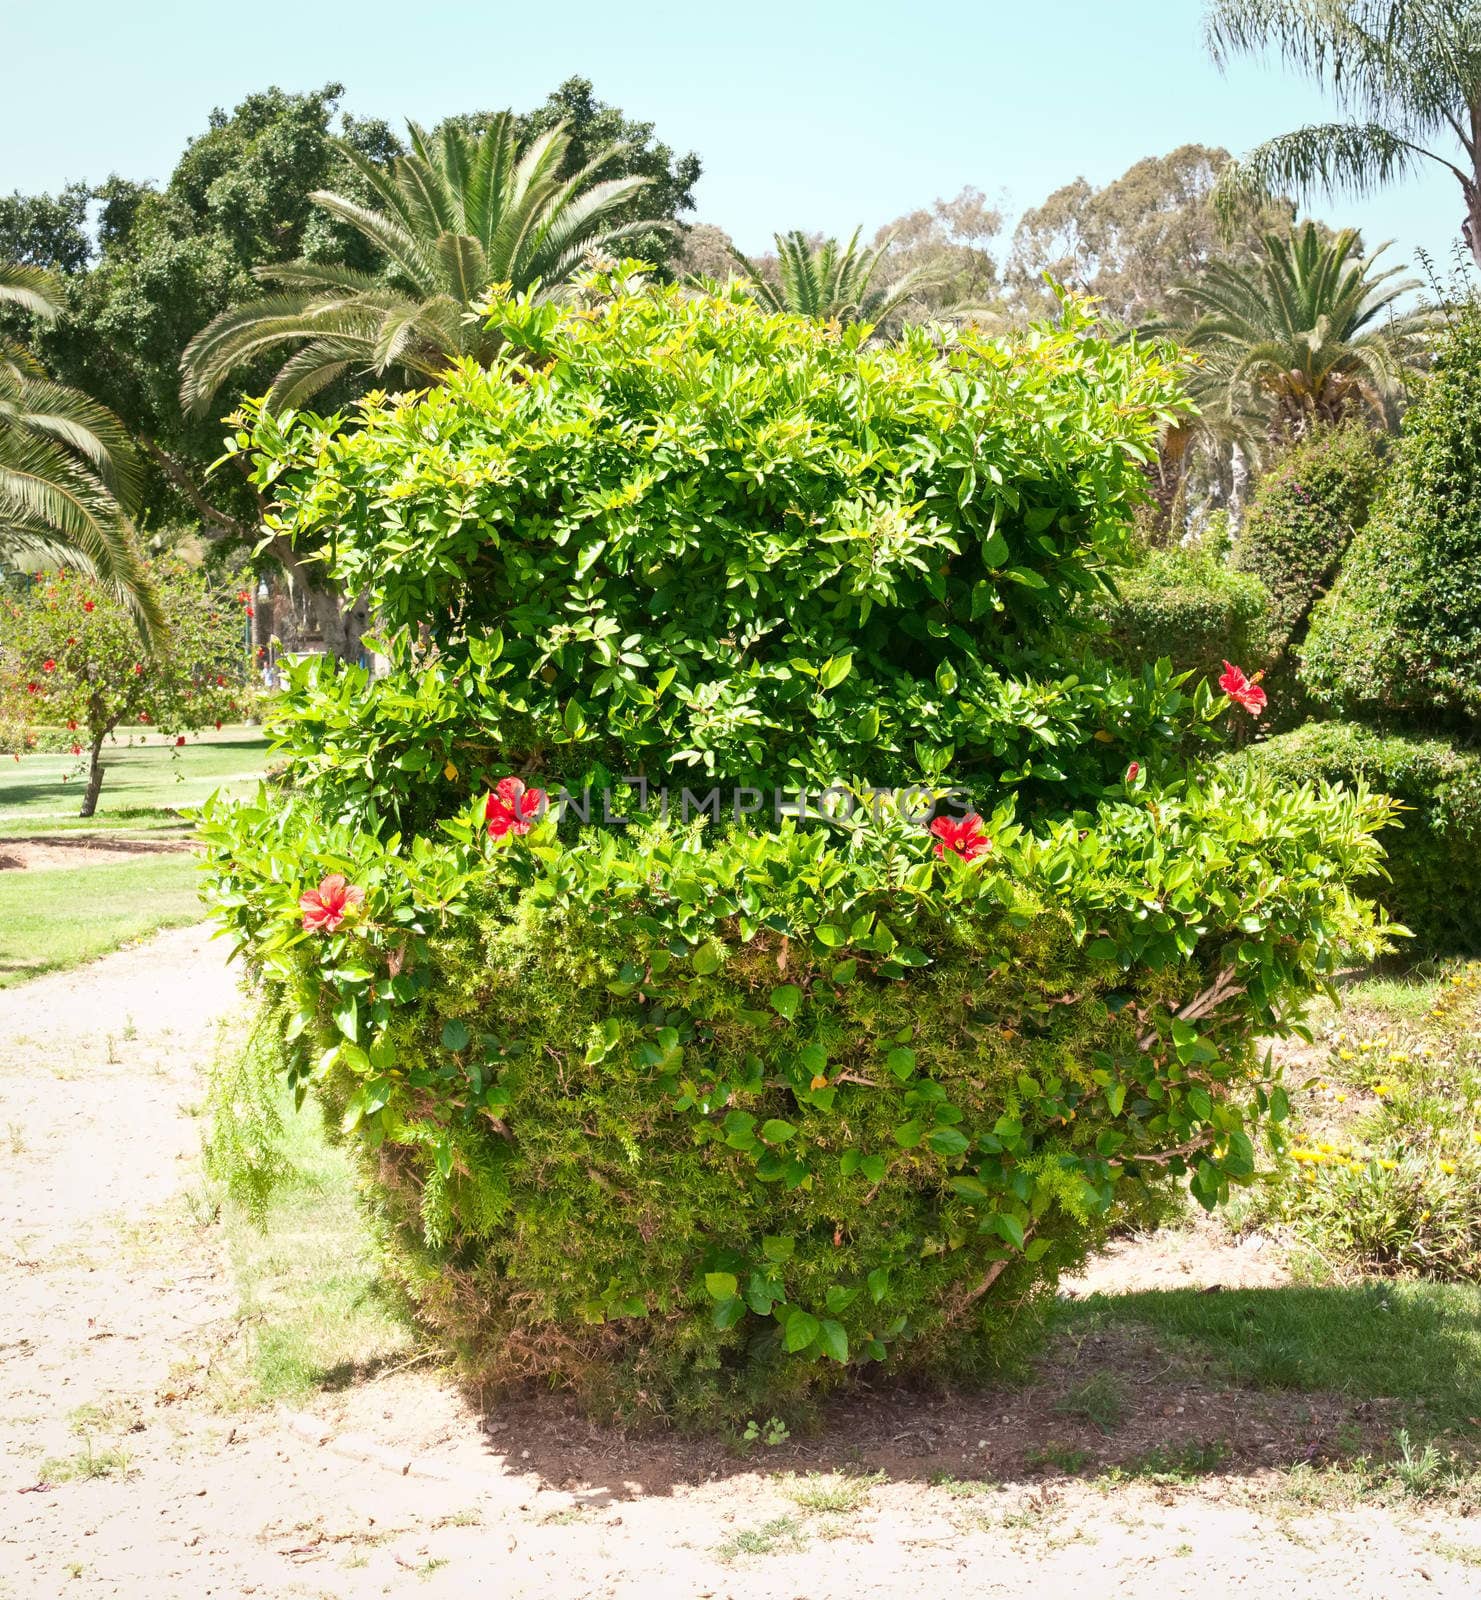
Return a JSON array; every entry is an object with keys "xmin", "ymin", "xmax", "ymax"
[
  {"xmin": 723, "ymin": 229, "xmax": 936, "ymax": 328},
  {"xmin": 180, "ymin": 115, "xmax": 664, "ymax": 418},
  {"xmin": 1, "ymin": 266, "xmax": 159, "ymax": 633},
  {"xmin": 1157, "ymin": 223, "xmax": 1433, "ymax": 439},
  {"xmin": 1207, "ymin": 1, "xmax": 1481, "ymax": 269}
]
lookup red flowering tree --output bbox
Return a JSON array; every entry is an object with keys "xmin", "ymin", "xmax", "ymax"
[{"xmin": 0, "ymin": 560, "xmax": 247, "ymax": 816}]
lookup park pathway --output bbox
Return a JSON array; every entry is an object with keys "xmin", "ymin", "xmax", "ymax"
[{"xmin": 0, "ymin": 925, "xmax": 1476, "ymax": 1597}]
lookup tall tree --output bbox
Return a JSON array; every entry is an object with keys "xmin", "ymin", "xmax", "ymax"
[
  {"xmin": 0, "ymin": 81, "xmax": 697, "ymax": 659},
  {"xmin": 1007, "ymin": 144, "xmax": 1300, "ymax": 323},
  {"xmin": 180, "ymin": 115, "xmax": 661, "ymax": 416},
  {"xmin": 873, "ymin": 187, "xmax": 1004, "ymax": 318},
  {"xmin": 0, "ymin": 267, "xmax": 158, "ymax": 631},
  {"xmin": 725, "ymin": 229, "xmax": 937, "ymax": 327},
  {"xmin": 1158, "ymin": 222, "xmax": 1433, "ymax": 439},
  {"xmin": 1207, "ymin": 0, "xmax": 1481, "ymax": 269}
]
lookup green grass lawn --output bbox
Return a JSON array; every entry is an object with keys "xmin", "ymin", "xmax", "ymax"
[
  {"xmin": 0, "ymin": 724, "xmax": 268, "ymax": 986},
  {"xmin": 1057, "ymin": 1279, "xmax": 1481, "ymax": 1447},
  {"xmin": 0, "ymin": 723, "xmax": 269, "ymax": 837},
  {"xmin": 0, "ymin": 852, "xmax": 208, "ymax": 988}
]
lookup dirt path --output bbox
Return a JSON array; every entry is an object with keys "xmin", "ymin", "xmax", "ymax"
[{"xmin": 1, "ymin": 926, "xmax": 1477, "ymax": 1598}]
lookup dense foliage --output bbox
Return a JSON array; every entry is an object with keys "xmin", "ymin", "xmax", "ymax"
[
  {"xmin": 1234, "ymin": 423, "xmax": 1384, "ymax": 645},
  {"xmin": 1089, "ymin": 546, "xmax": 1272, "ymax": 686},
  {"xmin": 1302, "ymin": 301, "xmax": 1481, "ymax": 725},
  {"xmin": 0, "ymin": 561, "xmax": 246, "ymax": 813},
  {"xmin": 202, "ymin": 278, "xmax": 1394, "ymax": 1425},
  {"xmin": 1230, "ymin": 722, "xmax": 1481, "ymax": 954}
]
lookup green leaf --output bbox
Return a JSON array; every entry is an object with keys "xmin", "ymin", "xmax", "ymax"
[
  {"xmin": 769, "ymin": 984, "xmax": 801, "ymax": 1021},
  {"xmin": 885, "ymin": 1046, "xmax": 916, "ymax": 1081},
  {"xmin": 928, "ymin": 1126, "xmax": 970, "ymax": 1156},
  {"xmin": 818, "ymin": 1319, "xmax": 849, "ymax": 1362},
  {"xmin": 712, "ymin": 1295, "xmax": 746, "ymax": 1330},
  {"xmin": 335, "ymin": 1000, "xmax": 359, "ymax": 1044},
  {"xmin": 993, "ymin": 1213, "xmax": 1026, "ymax": 1249},
  {"xmin": 860, "ymin": 1154, "xmax": 886, "ymax": 1183},
  {"xmin": 704, "ymin": 1271, "xmax": 738, "ymax": 1300},
  {"xmin": 762, "ymin": 1234, "xmax": 795, "ymax": 1263},
  {"xmin": 691, "ymin": 940, "xmax": 721, "ymax": 976},
  {"xmin": 819, "ymin": 652, "xmax": 853, "ymax": 690},
  {"xmin": 440, "ymin": 1018, "xmax": 470, "ymax": 1052},
  {"xmin": 981, "ymin": 528, "xmax": 1009, "ymax": 567},
  {"xmin": 892, "ymin": 1120, "xmax": 925, "ymax": 1148},
  {"xmin": 760, "ymin": 1118, "xmax": 797, "ymax": 1144},
  {"xmin": 782, "ymin": 1311, "xmax": 820, "ymax": 1353}
]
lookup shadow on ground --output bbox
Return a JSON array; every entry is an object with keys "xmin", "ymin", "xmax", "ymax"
[{"xmin": 446, "ymin": 1284, "xmax": 1480, "ymax": 1501}]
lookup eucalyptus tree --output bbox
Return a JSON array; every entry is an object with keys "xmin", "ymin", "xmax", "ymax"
[
  {"xmin": 181, "ymin": 115, "xmax": 664, "ymax": 416},
  {"xmin": 1207, "ymin": 1, "xmax": 1481, "ymax": 268}
]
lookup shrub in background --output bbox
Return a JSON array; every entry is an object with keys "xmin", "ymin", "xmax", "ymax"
[
  {"xmin": 1302, "ymin": 301, "xmax": 1481, "ymax": 725},
  {"xmin": 1231, "ymin": 722, "xmax": 1481, "ymax": 954},
  {"xmin": 0, "ymin": 561, "xmax": 247, "ymax": 814},
  {"xmin": 1089, "ymin": 546, "xmax": 1272, "ymax": 685},
  {"xmin": 201, "ymin": 271, "xmax": 1393, "ymax": 1425},
  {"xmin": 1234, "ymin": 423, "xmax": 1384, "ymax": 647}
]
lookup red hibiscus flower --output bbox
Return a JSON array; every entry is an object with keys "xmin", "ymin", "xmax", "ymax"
[
  {"xmin": 485, "ymin": 776, "xmax": 547, "ymax": 839},
  {"xmin": 25, "ymin": 682, "xmax": 38, "ymax": 695},
  {"xmin": 237, "ymin": 590, "xmax": 249, "ymax": 604},
  {"xmin": 133, "ymin": 662, "xmax": 144, "ymax": 676},
  {"xmin": 66, "ymin": 720, "xmax": 77, "ymax": 731},
  {"xmin": 1218, "ymin": 661, "xmax": 1267, "ymax": 716},
  {"xmin": 71, "ymin": 745, "xmax": 81, "ymax": 756},
  {"xmin": 214, "ymin": 721, "xmax": 222, "ymax": 731},
  {"xmin": 82, "ymin": 600, "xmax": 95, "ymax": 613},
  {"xmin": 43, "ymin": 659, "xmax": 56, "ymax": 672},
  {"xmin": 139, "ymin": 713, "xmax": 150, "ymax": 723},
  {"xmin": 298, "ymin": 873, "xmax": 365, "ymax": 933},
  {"xmin": 929, "ymin": 812, "xmax": 990, "ymax": 864},
  {"xmin": 175, "ymin": 735, "xmax": 186, "ymax": 747}
]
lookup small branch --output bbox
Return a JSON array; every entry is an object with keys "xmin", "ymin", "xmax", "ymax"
[
  {"xmin": 138, "ymin": 437, "xmax": 250, "ymax": 540},
  {"xmin": 1116, "ymin": 1133, "xmax": 1218, "ymax": 1169},
  {"xmin": 945, "ymin": 1235, "xmax": 1033, "ymax": 1326},
  {"xmin": 1138, "ymin": 965, "xmax": 1244, "ymax": 1052}
]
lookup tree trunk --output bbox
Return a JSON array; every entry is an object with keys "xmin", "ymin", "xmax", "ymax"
[
  {"xmin": 80, "ymin": 735, "xmax": 106, "ymax": 819},
  {"xmin": 303, "ymin": 579, "xmax": 371, "ymax": 664},
  {"xmin": 1228, "ymin": 443, "xmax": 1249, "ymax": 532}
]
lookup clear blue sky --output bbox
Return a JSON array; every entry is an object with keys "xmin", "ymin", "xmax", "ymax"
[{"xmin": 3, "ymin": 0, "xmax": 1463, "ymax": 274}]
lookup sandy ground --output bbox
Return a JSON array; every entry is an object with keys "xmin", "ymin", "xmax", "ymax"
[{"xmin": 1, "ymin": 924, "xmax": 1478, "ymax": 1599}]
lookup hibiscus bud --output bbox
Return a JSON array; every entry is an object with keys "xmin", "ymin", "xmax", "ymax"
[{"xmin": 1125, "ymin": 762, "xmax": 1139, "ymax": 785}]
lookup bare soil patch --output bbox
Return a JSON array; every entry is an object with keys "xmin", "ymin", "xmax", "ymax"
[
  {"xmin": 1, "ymin": 926, "xmax": 1477, "ymax": 1599},
  {"xmin": 0, "ymin": 834, "xmax": 192, "ymax": 872}
]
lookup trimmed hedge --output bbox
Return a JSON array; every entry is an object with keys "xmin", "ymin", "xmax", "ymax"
[
  {"xmin": 1231, "ymin": 722, "xmax": 1481, "ymax": 954},
  {"xmin": 1090, "ymin": 547, "xmax": 1272, "ymax": 683},
  {"xmin": 1234, "ymin": 424, "xmax": 1384, "ymax": 646},
  {"xmin": 1302, "ymin": 301, "xmax": 1481, "ymax": 724},
  {"xmin": 201, "ymin": 272, "xmax": 1394, "ymax": 1426}
]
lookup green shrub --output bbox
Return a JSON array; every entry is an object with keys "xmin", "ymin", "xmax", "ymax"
[
  {"xmin": 1089, "ymin": 547, "xmax": 1272, "ymax": 683},
  {"xmin": 1234, "ymin": 424, "xmax": 1384, "ymax": 646},
  {"xmin": 1230, "ymin": 722, "xmax": 1481, "ymax": 954},
  {"xmin": 1302, "ymin": 302, "xmax": 1481, "ymax": 724},
  {"xmin": 200, "ymin": 270, "xmax": 1394, "ymax": 1426}
]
